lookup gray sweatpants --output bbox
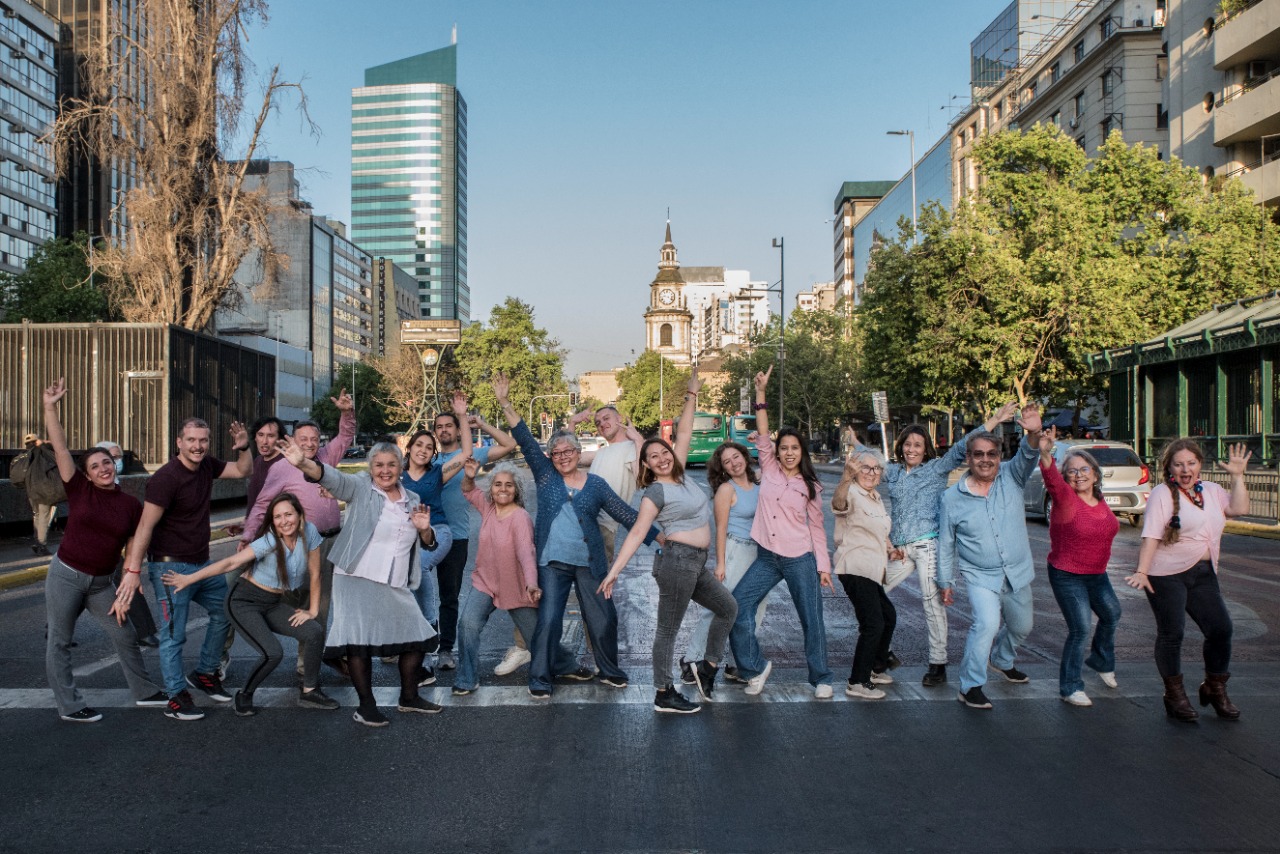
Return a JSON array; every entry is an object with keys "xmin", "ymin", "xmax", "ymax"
[
  {"xmin": 45, "ymin": 556, "xmax": 161, "ymax": 716},
  {"xmin": 651, "ymin": 542, "xmax": 737, "ymax": 688}
]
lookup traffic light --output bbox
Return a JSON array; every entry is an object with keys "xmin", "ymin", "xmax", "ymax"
[{"xmin": 569, "ymin": 392, "xmax": 579, "ymax": 407}]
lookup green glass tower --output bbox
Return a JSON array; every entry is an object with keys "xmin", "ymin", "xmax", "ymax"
[{"xmin": 351, "ymin": 44, "xmax": 468, "ymax": 321}]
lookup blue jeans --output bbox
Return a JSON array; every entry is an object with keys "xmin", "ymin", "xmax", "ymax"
[
  {"xmin": 1048, "ymin": 564, "xmax": 1121, "ymax": 696},
  {"xmin": 959, "ymin": 578, "xmax": 1033, "ymax": 692},
  {"xmin": 454, "ymin": 585, "xmax": 575, "ymax": 690},
  {"xmin": 412, "ymin": 522, "xmax": 453, "ymax": 626},
  {"xmin": 728, "ymin": 546, "xmax": 832, "ymax": 687},
  {"xmin": 147, "ymin": 561, "xmax": 230, "ymax": 697},
  {"xmin": 529, "ymin": 561, "xmax": 627, "ymax": 692}
]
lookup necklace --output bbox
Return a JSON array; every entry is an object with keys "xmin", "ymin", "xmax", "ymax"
[{"xmin": 1175, "ymin": 480, "xmax": 1204, "ymax": 509}]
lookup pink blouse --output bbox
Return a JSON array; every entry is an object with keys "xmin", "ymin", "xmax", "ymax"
[
  {"xmin": 1140, "ymin": 481, "xmax": 1229, "ymax": 575},
  {"xmin": 465, "ymin": 485, "xmax": 539, "ymax": 610},
  {"xmin": 749, "ymin": 432, "xmax": 831, "ymax": 575}
]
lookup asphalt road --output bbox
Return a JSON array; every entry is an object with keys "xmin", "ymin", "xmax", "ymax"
[{"xmin": 1, "ymin": 465, "xmax": 1278, "ymax": 853}]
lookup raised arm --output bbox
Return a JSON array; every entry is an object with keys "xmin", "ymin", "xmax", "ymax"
[
  {"xmin": 278, "ymin": 434, "xmax": 364, "ymax": 503},
  {"xmin": 472, "ymin": 411, "xmax": 517, "ymax": 463},
  {"xmin": 751, "ymin": 366, "xmax": 772, "ymax": 439},
  {"xmin": 439, "ymin": 391, "xmax": 475, "ymax": 483},
  {"xmin": 938, "ymin": 400, "xmax": 1019, "ymax": 474},
  {"xmin": 671, "ymin": 375, "xmax": 702, "ymax": 466},
  {"xmin": 219, "ymin": 421, "xmax": 253, "ymax": 479},
  {"xmin": 831, "ymin": 455, "xmax": 859, "ymax": 516},
  {"xmin": 1004, "ymin": 404, "xmax": 1043, "ymax": 488},
  {"xmin": 494, "ymin": 372, "xmax": 553, "ymax": 479},
  {"xmin": 318, "ymin": 389, "xmax": 357, "ymax": 466},
  {"xmin": 1220, "ymin": 443, "xmax": 1254, "ymax": 518},
  {"xmin": 40, "ymin": 378, "xmax": 76, "ymax": 483}
]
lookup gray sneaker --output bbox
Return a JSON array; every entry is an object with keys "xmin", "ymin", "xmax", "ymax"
[
  {"xmin": 297, "ymin": 687, "xmax": 339, "ymax": 710},
  {"xmin": 437, "ymin": 651, "xmax": 457, "ymax": 671}
]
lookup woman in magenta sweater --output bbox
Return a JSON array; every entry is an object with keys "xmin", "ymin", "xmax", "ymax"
[{"xmin": 1038, "ymin": 428, "xmax": 1121, "ymax": 707}]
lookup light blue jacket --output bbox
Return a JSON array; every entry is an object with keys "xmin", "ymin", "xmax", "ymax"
[
  {"xmin": 936, "ymin": 437, "xmax": 1038, "ymax": 593},
  {"xmin": 881, "ymin": 427, "xmax": 982, "ymax": 547}
]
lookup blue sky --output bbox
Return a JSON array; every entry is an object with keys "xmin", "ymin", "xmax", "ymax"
[{"xmin": 240, "ymin": 0, "xmax": 1010, "ymax": 377}]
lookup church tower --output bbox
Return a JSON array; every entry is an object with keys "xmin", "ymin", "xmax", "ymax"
[{"xmin": 643, "ymin": 221, "xmax": 692, "ymax": 366}]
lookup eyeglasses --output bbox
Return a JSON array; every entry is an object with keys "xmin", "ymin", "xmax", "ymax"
[
  {"xmin": 858, "ymin": 465, "xmax": 882, "ymax": 475},
  {"xmin": 1064, "ymin": 467, "xmax": 1094, "ymax": 477},
  {"xmin": 550, "ymin": 449, "xmax": 578, "ymax": 460},
  {"xmin": 969, "ymin": 450, "xmax": 1001, "ymax": 460}
]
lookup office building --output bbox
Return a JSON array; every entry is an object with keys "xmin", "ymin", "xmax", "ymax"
[
  {"xmin": 833, "ymin": 182, "xmax": 893, "ymax": 306},
  {"xmin": 0, "ymin": 0, "xmax": 57, "ymax": 274},
  {"xmin": 215, "ymin": 160, "xmax": 376, "ymax": 409},
  {"xmin": 796, "ymin": 282, "xmax": 839, "ymax": 313},
  {"xmin": 30, "ymin": 0, "xmax": 139, "ymax": 241},
  {"xmin": 373, "ymin": 256, "xmax": 422, "ymax": 360},
  {"xmin": 351, "ymin": 44, "xmax": 469, "ymax": 322},
  {"xmin": 971, "ymin": 0, "xmax": 1087, "ymax": 97}
]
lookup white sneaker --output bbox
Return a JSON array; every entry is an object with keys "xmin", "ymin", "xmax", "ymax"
[
  {"xmin": 814, "ymin": 683, "xmax": 833, "ymax": 699},
  {"xmin": 493, "ymin": 646, "xmax": 532, "ymax": 676},
  {"xmin": 1098, "ymin": 671, "xmax": 1118, "ymax": 689},
  {"xmin": 1062, "ymin": 690, "xmax": 1093, "ymax": 707},
  {"xmin": 845, "ymin": 681, "xmax": 886, "ymax": 700},
  {"xmin": 870, "ymin": 670, "xmax": 894, "ymax": 685},
  {"xmin": 744, "ymin": 661, "xmax": 772, "ymax": 696}
]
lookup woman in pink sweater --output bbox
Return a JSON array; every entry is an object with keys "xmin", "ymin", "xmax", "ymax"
[
  {"xmin": 451, "ymin": 459, "xmax": 578, "ymax": 694},
  {"xmin": 1038, "ymin": 428, "xmax": 1121, "ymax": 707}
]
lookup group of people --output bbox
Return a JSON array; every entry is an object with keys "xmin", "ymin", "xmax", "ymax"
[{"xmin": 39, "ymin": 367, "xmax": 1254, "ymax": 724}]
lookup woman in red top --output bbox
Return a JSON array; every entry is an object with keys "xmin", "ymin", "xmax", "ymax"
[
  {"xmin": 41, "ymin": 379, "xmax": 166, "ymax": 722},
  {"xmin": 1038, "ymin": 428, "xmax": 1121, "ymax": 707}
]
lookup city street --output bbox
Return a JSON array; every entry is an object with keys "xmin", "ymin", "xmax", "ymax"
[{"xmin": 1, "ymin": 465, "xmax": 1278, "ymax": 852}]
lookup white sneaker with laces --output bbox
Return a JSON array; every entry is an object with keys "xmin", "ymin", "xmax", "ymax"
[
  {"xmin": 1062, "ymin": 690, "xmax": 1093, "ymax": 707},
  {"xmin": 870, "ymin": 670, "xmax": 894, "ymax": 685},
  {"xmin": 744, "ymin": 661, "xmax": 772, "ymax": 696},
  {"xmin": 814, "ymin": 683, "xmax": 833, "ymax": 699},
  {"xmin": 494, "ymin": 646, "xmax": 532, "ymax": 677},
  {"xmin": 1098, "ymin": 671, "xmax": 1118, "ymax": 689},
  {"xmin": 845, "ymin": 681, "xmax": 886, "ymax": 700}
]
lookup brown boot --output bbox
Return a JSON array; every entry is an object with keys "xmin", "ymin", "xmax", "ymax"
[
  {"xmin": 1162, "ymin": 674, "xmax": 1199, "ymax": 721},
  {"xmin": 1199, "ymin": 672, "xmax": 1241, "ymax": 720}
]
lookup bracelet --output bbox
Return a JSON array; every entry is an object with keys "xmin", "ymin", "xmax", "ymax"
[
  {"xmin": 753, "ymin": 402, "xmax": 768, "ymax": 411},
  {"xmin": 232, "ymin": 444, "xmax": 249, "ymax": 453},
  {"xmin": 125, "ymin": 568, "xmax": 141, "ymax": 575}
]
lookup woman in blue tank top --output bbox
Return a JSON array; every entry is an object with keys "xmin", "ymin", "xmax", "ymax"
[{"xmin": 681, "ymin": 440, "xmax": 765, "ymax": 685}]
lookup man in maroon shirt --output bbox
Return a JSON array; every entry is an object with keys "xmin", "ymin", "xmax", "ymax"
[
  {"xmin": 244, "ymin": 416, "xmax": 285, "ymax": 512},
  {"xmin": 119, "ymin": 417, "xmax": 251, "ymax": 721}
]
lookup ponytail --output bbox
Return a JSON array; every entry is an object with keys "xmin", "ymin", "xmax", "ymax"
[{"xmin": 1161, "ymin": 479, "xmax": 1181, "ymax": 546}]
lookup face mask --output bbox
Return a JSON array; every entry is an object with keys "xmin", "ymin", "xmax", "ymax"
[{"xmin": 114, "ymin": 458, "xmax": 124, "ymax": 475}]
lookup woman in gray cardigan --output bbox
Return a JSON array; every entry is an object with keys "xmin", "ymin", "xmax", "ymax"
[{"xmin": 278, "ymin": 434, "xmax": 470, "ymax": 726}]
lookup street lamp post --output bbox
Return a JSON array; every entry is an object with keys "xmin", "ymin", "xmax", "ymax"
[
  {"xmin": 772, "ymin": 237, "xmax": 784, "ymax": 428},
  {"xmin": 887, "ymin": 130, "xmax": 917, "ymax": 245}
]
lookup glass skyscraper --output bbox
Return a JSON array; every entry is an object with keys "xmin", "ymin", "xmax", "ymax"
[{"xmin": 351, "ymin": 44, "xmax": 468, "ymax": 322}]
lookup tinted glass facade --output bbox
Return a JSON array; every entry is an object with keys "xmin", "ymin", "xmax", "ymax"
[
  {"xmin": 0, "ymin": 0, "xmax": 56, "ymax": 274},
  {"xmin": 971, "ymin": 0, "xmax": 1077, "ymax": 95},
  {"xmin": 351, "ymin": 45, "xmax": 469, "ymax": 322}
]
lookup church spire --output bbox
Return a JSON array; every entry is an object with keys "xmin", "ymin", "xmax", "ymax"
[{"xmin": 660, "ymin": 220, "xmax": 678, "ymax": 269}]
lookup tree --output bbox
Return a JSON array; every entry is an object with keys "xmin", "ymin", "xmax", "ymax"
[
  {"xmin": 0, "ymin": 234, "xmax": 120, "ymax": 323},
  {"xmin": 309, "ymin": 361, "xmax": 389, "ymax": 437},
  {"xmin": 451, "ymin": 298, "xmax": 568, "ymax": 423},
  {"xmin": 859, "ymin": 125, "xmax": 1280, "ymax": 417},
  {"xmin": 615, "ymin": 350, "xmax": 692, "ymax": 434},
  {"xmin": 717, "ymin": 309, "xmax": 863, "ymax": 439},
  {"xmin": 48, "ymin": 0, "xmax": 313, "ymax": 330}
]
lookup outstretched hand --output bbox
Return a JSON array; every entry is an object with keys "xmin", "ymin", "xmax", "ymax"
[
  {"xmin": 451, "ymin": 389, "xmax": 469, "ymax": 419},
  {"xmin": 1037, "ymin": 426, "xmax": 1057, "ymax": 454},
  {"xmin": 1221, "ymin": 443, "xmax": 1253, "ymax": 477},
  {"xmin": 1018, "ymin": 404, "xmax": 1042, "ymax": 435},
  {"xmin": 42, "ymin": 377, "xmax": 67, "ymax": 408},
  {"xmin": 991, "ymin": 400, "xmax": 1019, "ymax": 424},
  {"xmin": 331, "ymin": 388, "xmax": 354, "ymax": 412},
  {"xmin": 492, "ymin": 372, "xmax": 510, "ymax": 405},
  {"xmin": 229, "ymin": 421, "xmax": 249, "ymax": 449},
  {"xmin": 276, "ymin": 434, "xmax": 306, "ymax": 467},
  {"xmin": 754, "ymin": 365, "xmax": 773, "ymax": 396},
  {"xmin": 462, "ymin": 456, "xmax": 480, "ymax": 479}
]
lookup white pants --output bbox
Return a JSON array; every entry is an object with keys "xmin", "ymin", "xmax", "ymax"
[
  {"xmin": 685, "ymin": 535, "xmax": 766, "ymax": 664},
  {"xmin": 885, "ymin": 538, "xmax": 948, "ymax": 665}
]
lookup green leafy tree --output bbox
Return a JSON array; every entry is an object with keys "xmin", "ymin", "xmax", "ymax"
[
  {"xmin": 860, "ymin": 125, "xmax": 1280, "ymax": 418},
  {"xmin": 615, "ymin": 350, "xmax": 692, "ymax": 433},
  {"xmin": 310, "ymin": 361, "xmax": 389, "ymax": 436},
  {"xmin": 0, "ymin": 234, "xmax": 120, "ymax": 322},
  {"xmin": 451, "ymin": 298, "xmax": 568, "ymax": 424},
  {"xmin": 717, "ymin": 309, "xmax": 863, "ymax": 439}
]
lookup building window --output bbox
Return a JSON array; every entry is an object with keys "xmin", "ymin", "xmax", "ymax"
[
  {"xmin": 1101, "ymin": 72, "xmax": 1115, "ymax": 97},
  {"xmin": 1203, "ymin": 92, "xmax": 1215, "ymax": 113},
  {"xmin": 992, "ymin": 101, "xmax": 1003, "ymax": 123},
  {"xmin": 1050, "ymin": 62, "xmax": 1061, "ymax": 83},
  {"xmin": 1027, "ymin": 81, "xmax": 1038, "ymax": 101},
  {"xmin": 1076, "ymin": 134, "xmax": 1087, "ymax": 149},
  {"xmin": 1051, "ymin": 110, "xmax": 1062, "ymax": 128},
  {"xmin": 1156, "ymin": 55, "xmax": 1168, "ymax": 80},
  {"xmin": 1073, "ymin": 91, "xmax": 1085, "ymax": 119},
  {"xmin": 1157, "ymin": 104, "xmax": 1169, "ymax": 129},
  {"xmin": 659, "ymin": 323, "xmax": 673, "ymax": 347},
  {"xmin": 1074, "ymin": 40, "xmax": 1085, "ymax": 62},
  {"xmin": 1101, "ymin": 17, "xmax": 1117, "ymax": 39}
]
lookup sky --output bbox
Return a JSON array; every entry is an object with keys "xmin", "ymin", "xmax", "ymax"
[{"xmin": 238, "ymin": 0, "xmax": 1011, "ymax": 378}]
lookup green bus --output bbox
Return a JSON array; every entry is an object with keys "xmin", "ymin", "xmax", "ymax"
[{"xmin": 670, "ymin": 412, "xmax": 758, "ymax": 464}]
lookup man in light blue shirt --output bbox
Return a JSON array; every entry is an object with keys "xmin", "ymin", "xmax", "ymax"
[
  {"xmin": 432, "ymin": 408, "xmax": 517, "ymax": 668},
  {"xmin": 937, "ymin": 405, "xmax": 1043, "ymax": 710}
]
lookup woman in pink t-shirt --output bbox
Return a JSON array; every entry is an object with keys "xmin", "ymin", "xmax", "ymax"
[
  {"xmin": 1125, "ymin": 439, "xmax": 1252, "ymax": 721},
  {"xmin": 1038, "ymin": 428, "xmax": 1121, "ymax": 708}
]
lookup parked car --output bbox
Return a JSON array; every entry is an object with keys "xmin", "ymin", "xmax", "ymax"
[
  {"xmin": 578, "ymin": 435, "xmax": 606, "ymax": 453},
  {"xmin": 343, "ymin": 445, "xmax": 366, "ymax": 459},
  {"xmin": 1024, "ymin": 439, "xmax": 1151, "ymax": 527}
]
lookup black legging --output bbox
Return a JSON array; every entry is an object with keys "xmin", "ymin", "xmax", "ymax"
[
  {"xmin": 227, "ymin": 578, "xmax": 324, "ymax": 694},
  {"xmin": 1145, "ymin": 560, "xmax": 1233, "ymax": 677},
  {"xmin": 436, "ymin": 538, "xmax": 469, "ymax": 652},
  {"xmin": 346, "ymin": 650, "xmax": 426, "ymax": 709}
]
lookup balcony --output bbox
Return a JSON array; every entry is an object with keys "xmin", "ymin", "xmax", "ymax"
[
  {"xmin": 1215, "ymin": 71, "xmax": 1280, "ymax": 145},
  {"xmin": 1238, "ymin": 152, "xmax": 1280, "ymax": 204},
  {"xmin": 1216, "ymin": 0, "xmax": 1280, "ymax": 69}
]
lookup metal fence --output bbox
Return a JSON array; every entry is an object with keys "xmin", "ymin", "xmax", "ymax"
[
  {"xmin": 1202, "ymin": 468, "xmax": 1280, "ymax": 522},
  {"xmin": 1, "ymin": 322, "xmax": 274, "ymax": 469}
]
